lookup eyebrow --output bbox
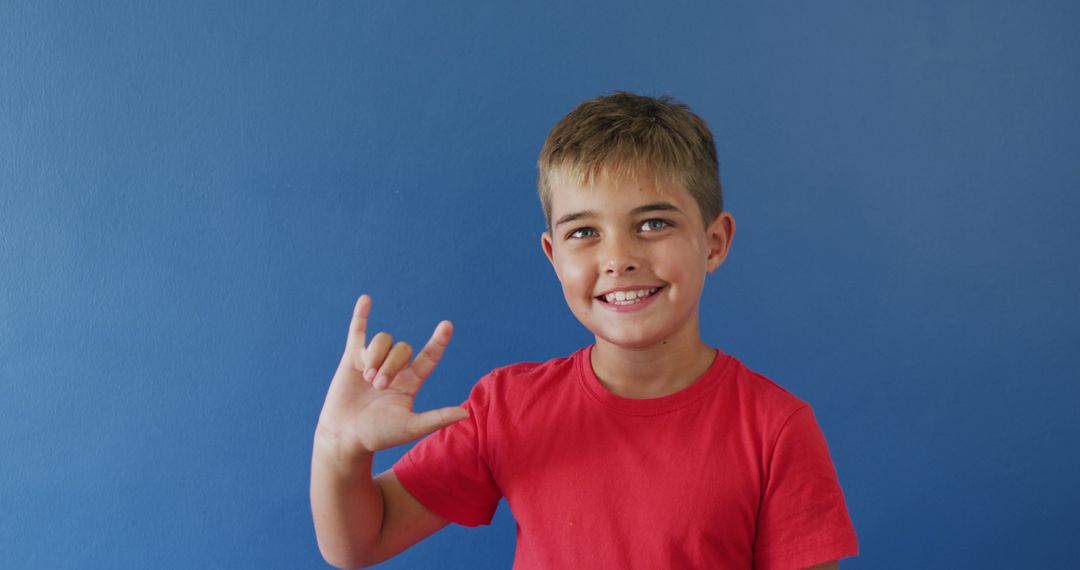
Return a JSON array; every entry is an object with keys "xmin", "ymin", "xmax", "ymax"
[{"xmin": 553, "ymin": 202, "xmax": 683, "ymax": 227}]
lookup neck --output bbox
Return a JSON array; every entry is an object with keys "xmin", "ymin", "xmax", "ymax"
[{"xmin": 590, "ymin": 320, "xmax": 716, "ymax": 399}]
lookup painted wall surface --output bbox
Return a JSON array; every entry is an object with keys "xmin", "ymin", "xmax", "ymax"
[{"xmin": 2, "ymin": 1, "xmax": 1077, "ymax": 568}]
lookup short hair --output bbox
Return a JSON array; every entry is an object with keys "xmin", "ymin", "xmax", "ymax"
[{"xmin": 537, "ymin": 92, "xmax": 723, "ymax": 227}]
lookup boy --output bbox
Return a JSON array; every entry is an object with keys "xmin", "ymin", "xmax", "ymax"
[{"xmin": 311, "ymin": 92, "xmax": 858, "ymax": 569}]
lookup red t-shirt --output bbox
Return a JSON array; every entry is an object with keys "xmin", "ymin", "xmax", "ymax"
[{"xmin": 394, "ymin": 346, "xmax": 858, "ymax": 569}]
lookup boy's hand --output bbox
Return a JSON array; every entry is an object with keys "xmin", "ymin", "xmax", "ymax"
[{"xmin": 316, "ymin": 295, "xmax": 469, "ymax": 461}]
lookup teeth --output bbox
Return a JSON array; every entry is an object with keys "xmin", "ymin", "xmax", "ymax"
[{"xmin": 603, "ymin": 287, "xmax": 659, "ymax": 305}]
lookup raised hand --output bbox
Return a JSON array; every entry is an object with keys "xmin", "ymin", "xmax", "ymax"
[{"xmin": 315, "ymin": 295, "xmax": 469, "ymax": 458}]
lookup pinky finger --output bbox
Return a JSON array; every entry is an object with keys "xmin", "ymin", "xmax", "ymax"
[{"xmin": 345, "ymin": 295, "xmax": 372, "ymax": 353}]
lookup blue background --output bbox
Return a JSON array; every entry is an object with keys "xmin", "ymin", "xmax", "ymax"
[{"xmin": 2, "ymin": 1, "xmax": 1077, "ymax": 568}]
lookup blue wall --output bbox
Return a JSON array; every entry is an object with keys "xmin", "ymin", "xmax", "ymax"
[{"xmin": 2, "ymin": 1, "xmax": 1077, "ymax": 567}]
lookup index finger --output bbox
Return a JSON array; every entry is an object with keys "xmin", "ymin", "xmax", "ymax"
[
  {"xmin": 401, "ymin": 320, "xmax": 453, "ymax": 386},
  {"xmin": 345, "ymin": 294, "xmax": 372, "ymax": 352}
]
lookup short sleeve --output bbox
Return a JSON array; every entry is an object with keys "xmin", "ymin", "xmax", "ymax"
[
  {"xmin": 754, "ymin": 406, "xmax": 859, "ymax": 570},
  {"xmin": 392, "ymin": 377, "xmax": 503, "ymax": 527}
]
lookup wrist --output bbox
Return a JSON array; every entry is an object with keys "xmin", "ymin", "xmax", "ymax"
[{"xmin": 313, "ymin": 424, "xmax": 375, "ymax": 476}]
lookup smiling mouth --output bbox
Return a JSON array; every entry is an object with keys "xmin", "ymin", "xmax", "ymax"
[{"xmin": 596, "ymin": 287, "xmax": 662, "ymax": 306}]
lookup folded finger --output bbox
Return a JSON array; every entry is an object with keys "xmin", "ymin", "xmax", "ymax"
[
  {"xmin": 359, "ymin": 332, "xmax": 393, "ymax": 379},
  {"xmin": 374, "ymin": 341, "xmax": 414, "ymax": 389}
]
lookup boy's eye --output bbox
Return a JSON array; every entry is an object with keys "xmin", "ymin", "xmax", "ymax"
[
  {"xmin": 568, "ymin": 227, "xmax": 598, "ymax": 239},
  {"xmin": 640, "ymin": 219, "xmax": 671, "ymax": 232}
]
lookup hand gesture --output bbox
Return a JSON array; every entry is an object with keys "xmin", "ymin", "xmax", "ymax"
[{"xmin": 316, "ymin": 295, "xmax": 469, "ymax": 458}]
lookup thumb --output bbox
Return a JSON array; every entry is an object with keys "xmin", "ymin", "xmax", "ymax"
[{"xmin": 408, "ymin": 406, "xmax": 470, "ymax": 439}]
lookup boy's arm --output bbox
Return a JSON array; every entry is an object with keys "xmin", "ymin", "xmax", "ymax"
[
  {"xmin": 310, "ymin": 437, "xmax": 448, "ymax": 568},
  {"xmin": 311, "ymin": 295, "xmax": 469, "ymax": 568}
]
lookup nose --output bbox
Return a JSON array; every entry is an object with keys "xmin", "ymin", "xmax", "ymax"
[{"xmin": 602, "ymin": 234, "xmax": 639, "ymax": 276}]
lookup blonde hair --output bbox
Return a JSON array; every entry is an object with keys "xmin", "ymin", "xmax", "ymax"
[{"xmin": 537, "ymin": 92, "xmax": 723, "ymax": 227}]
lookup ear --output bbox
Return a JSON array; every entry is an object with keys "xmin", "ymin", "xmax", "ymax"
[
  {"xmin": 704, "ymin": 212, "xmax": 736, "ymax": 273},
  {"xmin": 540, "ymin": 231, "xmax": 558, "ymax": 273}
]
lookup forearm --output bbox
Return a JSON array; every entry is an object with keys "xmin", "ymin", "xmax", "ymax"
[{"xmin": 311, "ymin": 428, "xmax": 385, "ymax": 569}]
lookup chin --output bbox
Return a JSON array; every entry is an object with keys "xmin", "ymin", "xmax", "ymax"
[{"xmin": 592, "ymin": 327, "xmax": 671, "ymax": 350}]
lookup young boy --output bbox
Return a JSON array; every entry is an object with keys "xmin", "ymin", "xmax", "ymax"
[{"xmin": 311, "ymin": 92, "xmax": 858, "ymax": 569}]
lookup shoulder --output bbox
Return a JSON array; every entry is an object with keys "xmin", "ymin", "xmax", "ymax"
[
  {"xmin": 480, "ymin": 351, "xmax": 579, "ymax": 389},
  {"xmin": 464, "ymin": 350, "xmax": 581, "ymax": 407},
  {"xmin": 718, "ymin": 352, "xmax": 812, "ymax": 431}
]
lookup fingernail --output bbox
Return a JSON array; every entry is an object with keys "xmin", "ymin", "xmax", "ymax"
[
  {"xmin": 374, "ymin": 374, "xmax": 388, "ymax": 389},
  {"xmin": 364, "ymin": 368, "xmax": 376, "ymax": 381}
]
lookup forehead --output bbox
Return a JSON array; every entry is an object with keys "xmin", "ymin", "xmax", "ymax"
[{"xmin": 547, "ymin": 165, "xmax": 695, "ymax": 217}]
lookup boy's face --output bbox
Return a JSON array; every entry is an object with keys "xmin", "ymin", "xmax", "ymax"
[{"xmin": 541, "ymin": 167, "xmax": 735, "ymax": 350}]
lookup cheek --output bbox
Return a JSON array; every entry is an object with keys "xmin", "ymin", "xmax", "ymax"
[
  {"xmin": 562, "ymin": 266, "xmax": 594, "ymax": 296},
  {"xmin": 656, "ymin": 239, "xmax": 708, "ymax": 273},
  {"xmin": 559, "ymin": 272, "xmax": 596, "ymax": 320},
  {"xmin": 659, "ymin": 242, "xmax": 708, "ymax": 287},
  {"xmin": 551, "ymin": 256, "xmax": 590, "ymax": 293}
]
